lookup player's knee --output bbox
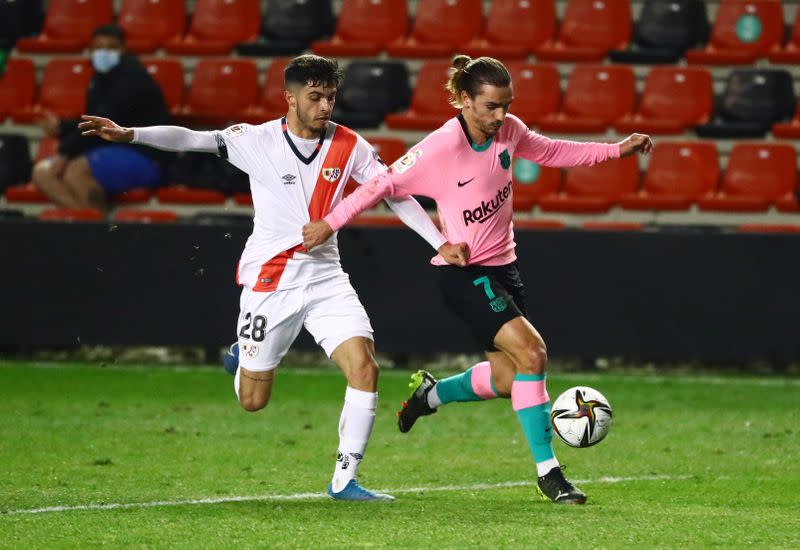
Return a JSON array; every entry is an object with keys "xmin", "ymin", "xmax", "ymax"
[
  {"xmin": 518, "ymin": 342, "xmax": 548, "ymax": 375},
  {"xmin": 238, "ymin": 392, "xmax": 269, "ymax": 412},
  {"xmin": 349, "ymin": 357, "xmax": 379, "ymax": 389}
]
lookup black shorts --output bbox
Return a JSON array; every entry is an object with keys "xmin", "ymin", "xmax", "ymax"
[{"xmin": 437, "ymin": 262, "xmax": 528, "ymax": 351}]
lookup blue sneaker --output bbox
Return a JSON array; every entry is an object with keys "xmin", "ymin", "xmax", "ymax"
[
  {"xmin": 223, "ymin": 342, "xmax": 239, "ymax": 375},
  {"xmin": 327, "ymin": 479, "xmax": 395, "ymax": 502}
]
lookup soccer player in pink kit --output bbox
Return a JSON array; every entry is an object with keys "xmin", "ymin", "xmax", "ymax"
[
  {"xmin": 79, "ymin": 55, "xmax": 468, "ymax": 502},
  {"xmin": 303, "ymin": 55, "xmax": 653, "ymax": 504}
]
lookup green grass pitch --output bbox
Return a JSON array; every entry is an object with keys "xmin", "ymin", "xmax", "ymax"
[{"xmin": 1, "ymin": 362, "xmax": 798, "ymax": 548}]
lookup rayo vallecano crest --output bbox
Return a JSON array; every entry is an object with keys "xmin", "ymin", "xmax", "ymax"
[{"xmin": 322, "ymin": 167, "xmax": 341, "ymax": 182}]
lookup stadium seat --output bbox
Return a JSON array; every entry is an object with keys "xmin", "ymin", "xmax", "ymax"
[
  {"xmin": 165, "ymin": 0, "xmax": 260, "ymax": 55},
  {"xmin": 12, "ymin": 59, "xmax": 93, "ymax": 123},
  {"xmin": 119, "ymin": 0, "xmax": 185, "ymax": 54},
  {"xmin": 113, "ymin": 188, "xmax": 152, "ymax": 204},
  {"xmin": 773, "ymin": 103, "xmax": 800, "ymax": 138},
  {"xmin": 238, "ymin": 0, "xmax": 334, "ymax": 56},
  {"xmin": 156, "ymin": 186, "xmax": 226, "ymax": 205},
  {"xmin": 697, "ymin": 143, "xmax": 797, "ymax": 212},
  {"xmin": 0, "ymin": 0, "xmax": 43, "ymax": 49},
  {"xmin": 538, "ymin": 65, "xmax": 635, "ymax": 134},
  {"xmin": 234, "ymin": 193, "xmax": 253, "ymax": 206},
  {"xmin": 141, "ymin": 58, "xmax": 184, "ymax": 116},
  {"xmin": 333, "ymin": 62, "xmax": 411, "ymax": 129},
  {"xmin": 39, "ymin": 207, "xmax": 104, "ymax": 222},
  {"xmin": 619, "ymin": 141, "xmax": 719, "ymax": 211},
  {"xmin": 0, "ymin": 58, "xmax": 35, "ymax": 122},
  {"xmin": 241, "ymin": 58, "xmax": 290, "ymax": 124},
  {"xmin": 536, "ymin": 0, "xmax": 631, "ymax": 62},
  {"xmin": 3, "ymin": 137, "xmax": 59, "ymax": 204},
  {"xmin": 312, "ymin": 0, "xmax": 406, "ymax": 57},
  {"xmin": 505, "ymin": 63, "xmax": 560, "ymax": 126},
  {"xmin": 386, "ymin": 0, "xmax": 483, "ymax": 58},
  {"xmin": 768, "ymin": 11, "xmax": 800, "ymax": 63},
  {"xmin": 113, "ymin": 209, "xmax": 178, "ymax": 223},
  {"xmin": 615, "ymin": 67, "xmax": 713, "ymax": 135},
  {"xmin": 179, "ymin": 59, "xmax": 258, "ymax": 126},
  {"xmin": 385, "ymin": 61, "xmax": 454, "ymax": 131},
  {"xmin": 514, "ymin": 219, "xmax": 567, "ymax": 230},
  {"xmin": 581, "ymin": 221, "xmax": 643, "ymax": 231},
  {"xmin": 685, "ymin": 0, "xmax": 784, "ymax": 65},
  {"xmin": 462, "ymin": 0, "xmax": 556, "ymax": 60},
  {"xmin": 538, "ymin": 156, "xmax": 639, "ymax": 213},
  {"xmin": 0, "ymin": 134, "xmax": 31, "ymax": 190},
  {"xmin": 512, "ymin": 161, "xmax": 561, "ymax": 212},
  {"xmin": 16, "ymin": 0, "xmax": 112, "ymax": 53},
  {"xmin": 365, "ymin": 137, "xmax": 407, "ymax": 165},
  {"xmin": 695, "ymin": 69, "xmax": 796, "ymax": 139},
  {"xmin": 609, "ymin": 0, "xmax": 710, "ymax": 64},
  {"xmin": 738, "ymin": 224, "xmax": 800, "ymax": 234}
]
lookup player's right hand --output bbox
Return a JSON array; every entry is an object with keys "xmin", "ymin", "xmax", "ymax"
[
  {"xmin": 78, "ymin": 115, "xmax": 134, "ymax": 143},
  {"xmin": 438, "ymin": 241, "xmax": 470, "ymax": 267},
  {"xmin": 303, "ymin": 220, "xmax": 334, "ymax": 250}
]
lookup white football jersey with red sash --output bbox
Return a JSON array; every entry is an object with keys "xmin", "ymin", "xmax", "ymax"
[{"xmin": 215, "ymin": 118, "xmax": 383, "ymax": 292}]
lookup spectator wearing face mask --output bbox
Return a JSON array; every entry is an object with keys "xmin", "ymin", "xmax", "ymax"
[{"xmin": 32, "ymin": 24, "xmax": 171, "ymax": 210}]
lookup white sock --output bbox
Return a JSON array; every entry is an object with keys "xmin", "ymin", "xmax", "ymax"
[
  {"xmin": 234, "ymin": 367, "xmax": 241, "ymax": 400},
  {"xmin": 426, "ymin": 383, "xmax": 442, "ymax": 409},
  {"xmin": 536, "ymin": 457, "xmax": 560, "ymax": 478},
  {"xmin": 331, "ymin": 386, "xmax": 377, "ymax": 493}
]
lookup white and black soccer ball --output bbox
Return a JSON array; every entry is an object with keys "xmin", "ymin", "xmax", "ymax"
[{"xmin": 550, "ymin": 386, "xmax": 613, "ymax": 448}]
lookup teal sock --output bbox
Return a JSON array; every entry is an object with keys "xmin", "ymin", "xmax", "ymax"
[
  {"xmin": 435, "ymin": 368, "xmax": 483, "ymax": 404},
  {"xmin": 512, "ymin": 373, "xmax": 556, "ymax": 465}
]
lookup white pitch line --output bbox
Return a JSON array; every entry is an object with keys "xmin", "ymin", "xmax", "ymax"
[{"xmin": 2, "ymin": 475, "xmax": 688, "ymax": 516}]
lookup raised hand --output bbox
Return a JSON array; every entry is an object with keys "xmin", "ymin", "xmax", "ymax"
[
  {"xmin": 438, "ymin": 241, "xmax": 470, "ymax": 267},
  {"xmin": 619, "ymin": 133, "xmax": 654, "ymax": 157},
  {"xmin": 78, "ymin": 115, "xmax": 134, "ymax": 143},
  {"xmin": 302, "ymin": 220, "xmax": 334, "ymax": 250}
]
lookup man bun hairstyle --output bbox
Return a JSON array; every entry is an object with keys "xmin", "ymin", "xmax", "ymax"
[
  {"xmin": 284, "ymin": 54, "xmax": 344, "ymax": 89},
  {"xmin": 446, "ymin": 54, "xmax": 511, "ymax": 108}
]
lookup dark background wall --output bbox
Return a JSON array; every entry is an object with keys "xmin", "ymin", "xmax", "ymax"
[{"xmin": 2, "ymin": 220, "xmax": 799, "ymax": 362}]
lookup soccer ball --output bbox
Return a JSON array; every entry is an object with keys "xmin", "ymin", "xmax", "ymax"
[{"xmin": 550, "ymin": 386, "xmax": 613, "ymax": 448}]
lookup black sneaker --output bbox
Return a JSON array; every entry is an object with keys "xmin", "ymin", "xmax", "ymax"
[
  {"xmin": 397, "ymin": 370, "xmax": 438, "ymax": 433},
  {"xmin": 536, "ymin": 466, "xmax": 587, "ymax": 504}
]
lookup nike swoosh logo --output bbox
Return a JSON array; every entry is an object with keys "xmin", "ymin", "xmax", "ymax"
[{"xmin": 457, "ymin": 177, "xmax": 475, "ymax": 187}]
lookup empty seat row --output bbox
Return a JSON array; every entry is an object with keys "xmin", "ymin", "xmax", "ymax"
[
  {"xmin": 13, "ymin": 0, "xmax": 800, "ymax": 65},
  {"xmin": 512, "ymin": 142, "xmax": 799, "ymax": 214}
]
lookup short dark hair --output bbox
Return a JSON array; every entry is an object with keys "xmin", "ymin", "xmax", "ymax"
[
  {"xmin": 284, "ymin": 55, "xmax": 343, "ymax": 89},
  {"xmin": 92, "ymin": 24, "xmax": 126, "ymax": 44}
]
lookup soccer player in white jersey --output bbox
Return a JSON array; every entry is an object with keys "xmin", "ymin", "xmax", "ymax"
[{"xmin": 79, "ymin": 55, "xmax": 468, "ymax": 501}]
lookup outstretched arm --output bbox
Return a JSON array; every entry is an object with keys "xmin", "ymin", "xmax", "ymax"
[{"xmin": 79, "ymin": 115, "xmax": 218, "ymax": 153}]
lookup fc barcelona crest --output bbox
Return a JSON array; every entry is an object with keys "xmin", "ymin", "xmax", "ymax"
[
  {"xmin": 322, "ymin": 167, "xmax": 341, "ymax": 182},
  {"xmin": 499, "ymin": 149, "xmax": 511, "ymax": 170}
]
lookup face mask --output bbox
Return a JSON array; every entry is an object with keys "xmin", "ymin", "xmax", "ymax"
[{"xmin": 91, "ymin": 49, "xmax": 121, "ymax": 73}]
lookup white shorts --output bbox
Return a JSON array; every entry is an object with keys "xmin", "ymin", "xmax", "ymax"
[{"xmin": 236, "ymin": 273, "xmax": 373, "ymax": 372}]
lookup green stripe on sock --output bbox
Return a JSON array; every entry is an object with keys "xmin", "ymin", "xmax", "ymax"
[
  {"xmin": 436, "ymin": 368, "xmax": 481, "ymax": 404},
  {"xmin": 515, "ymin": 402, "xmax": 555, "ymax": 463},
  {"xmin": 514, "ymin": 373, "xmax": 545, "ymax": 382}
]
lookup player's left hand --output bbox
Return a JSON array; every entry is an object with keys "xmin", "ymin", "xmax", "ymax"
[
  {"xmin": 303, "ymin": 220, "xmax": 334, "ymax": 250},
  {"xmin": 618, "ymin": 133, "xmax": 654, "ymax": 157},
  {"xmin": 438, "ymin": 241, "xmax": 470, "ymax": 267}
]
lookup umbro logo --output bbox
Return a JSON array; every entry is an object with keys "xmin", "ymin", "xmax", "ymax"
[
  {"xmin": 457, "ymin": 177, "xmax": 475, "ymax": 187},
  {"xmin": 282, "ymin": 174, "xmax": 296, "ymax": 184}
]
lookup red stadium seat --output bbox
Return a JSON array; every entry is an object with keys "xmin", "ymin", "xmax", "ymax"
[
  {"xmin": 385, "ymin": 61, "xmax": 454, "ymax": 131},
  {"xmin": 365, "ymin": 137, "xmax": 406, "ymax": 165},
  {"xmin": 462, "ymin": 0, "xmax": 556, "ymax": 60},
  {"xmin": 615, "ymin": 67, "xmax": 713, "ymax": 135},
  {"xmin": 141, "ymin": 58, "xmax": 184, "ymax": 115},
  {"xmin": 506, "ymin": 63, "xmax": 560, "ymax": 126},
  {"xmin": 581, "ymin": 221, "xmax": 643, "ymax": 231},
  {"xmin": 386, "ymin": 0, "xmax": 483, "ymax": 58},
  {"xmin": 119, "ymin": 0, "xmax": 185, "ymax": 54},
  {"xmin": 512, "ymin": 161, "xmax": 561, "ymax": 212},
  {"xmin": 769, "ymin": 11, "xmax": 800, "ymax": 63},
  {"xmin": 39, "ymin": 207, "xmax": 104, "ymax": 221},
  {"xmin": 538, "ymin": 65, "xmax": 635, "ymax": 133},
  {"xmin": 0, "ymin": 59, "xmax": 35, "ymax": 122},
  {"xmin": 514, "ymin": 219, "xmax": 567, "ymax": 230},
  {"xmin": 686, "ymin": 0, "xmax": 784, "ymax": 65},
  {"xmin": 312, "ymin": 0, "xmax": 408, "ymax": 57},
  {"xmin": 350, "ymin": 215, "xmax": 407, "ymax": 227},
  {"xmin": 113, "ymin": 208, "xmax": 178, "ymax": 223},
  {"xmin": 165, "ymin": 0, "xmax": 260, "ymax": 55},
  {"xmin": 156, "ymin": 185, "xmax": 226, "ymax": 205},
  {"xmin": 3, "ymin": 138, "xmax": 60, "ymax": 204},
  {"xmin": 16, "ymin": 0, "xmax": 112, "ymax": 53},
  {"xmin": 620, "ymin": 141, "xmax": 719, "ymax": 211},
  {"xmin": 536, "ymin": 0, "xmax": 631, "ymax": 62},
  {"xmin": 234, "ymin": 193, "xmax": 253, "ymax": 206},
  {"xmin": 241, "ymin": 58, "xmax": 290, "ymax": 124},
  {"xmin": 113, "ymin": 188, "xmax": 152, "ymax": 204},
  {"xmin": 538, "ymin": 156, "xmax": 639, "ymax": 213},
  {"xmin": 772, "ymin": 104, "xmax": 800, "ymax": 138},
  {"xmin": 180, "ymin": 59, "xmax": 258, "ymax": 126},
  {"xmin": 697, "ymin": 143, "xmax": 797, "ymax": 212},
  {"xmin": 13, "ymin": 59, "xmax": 93, "ymax": 123}
]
